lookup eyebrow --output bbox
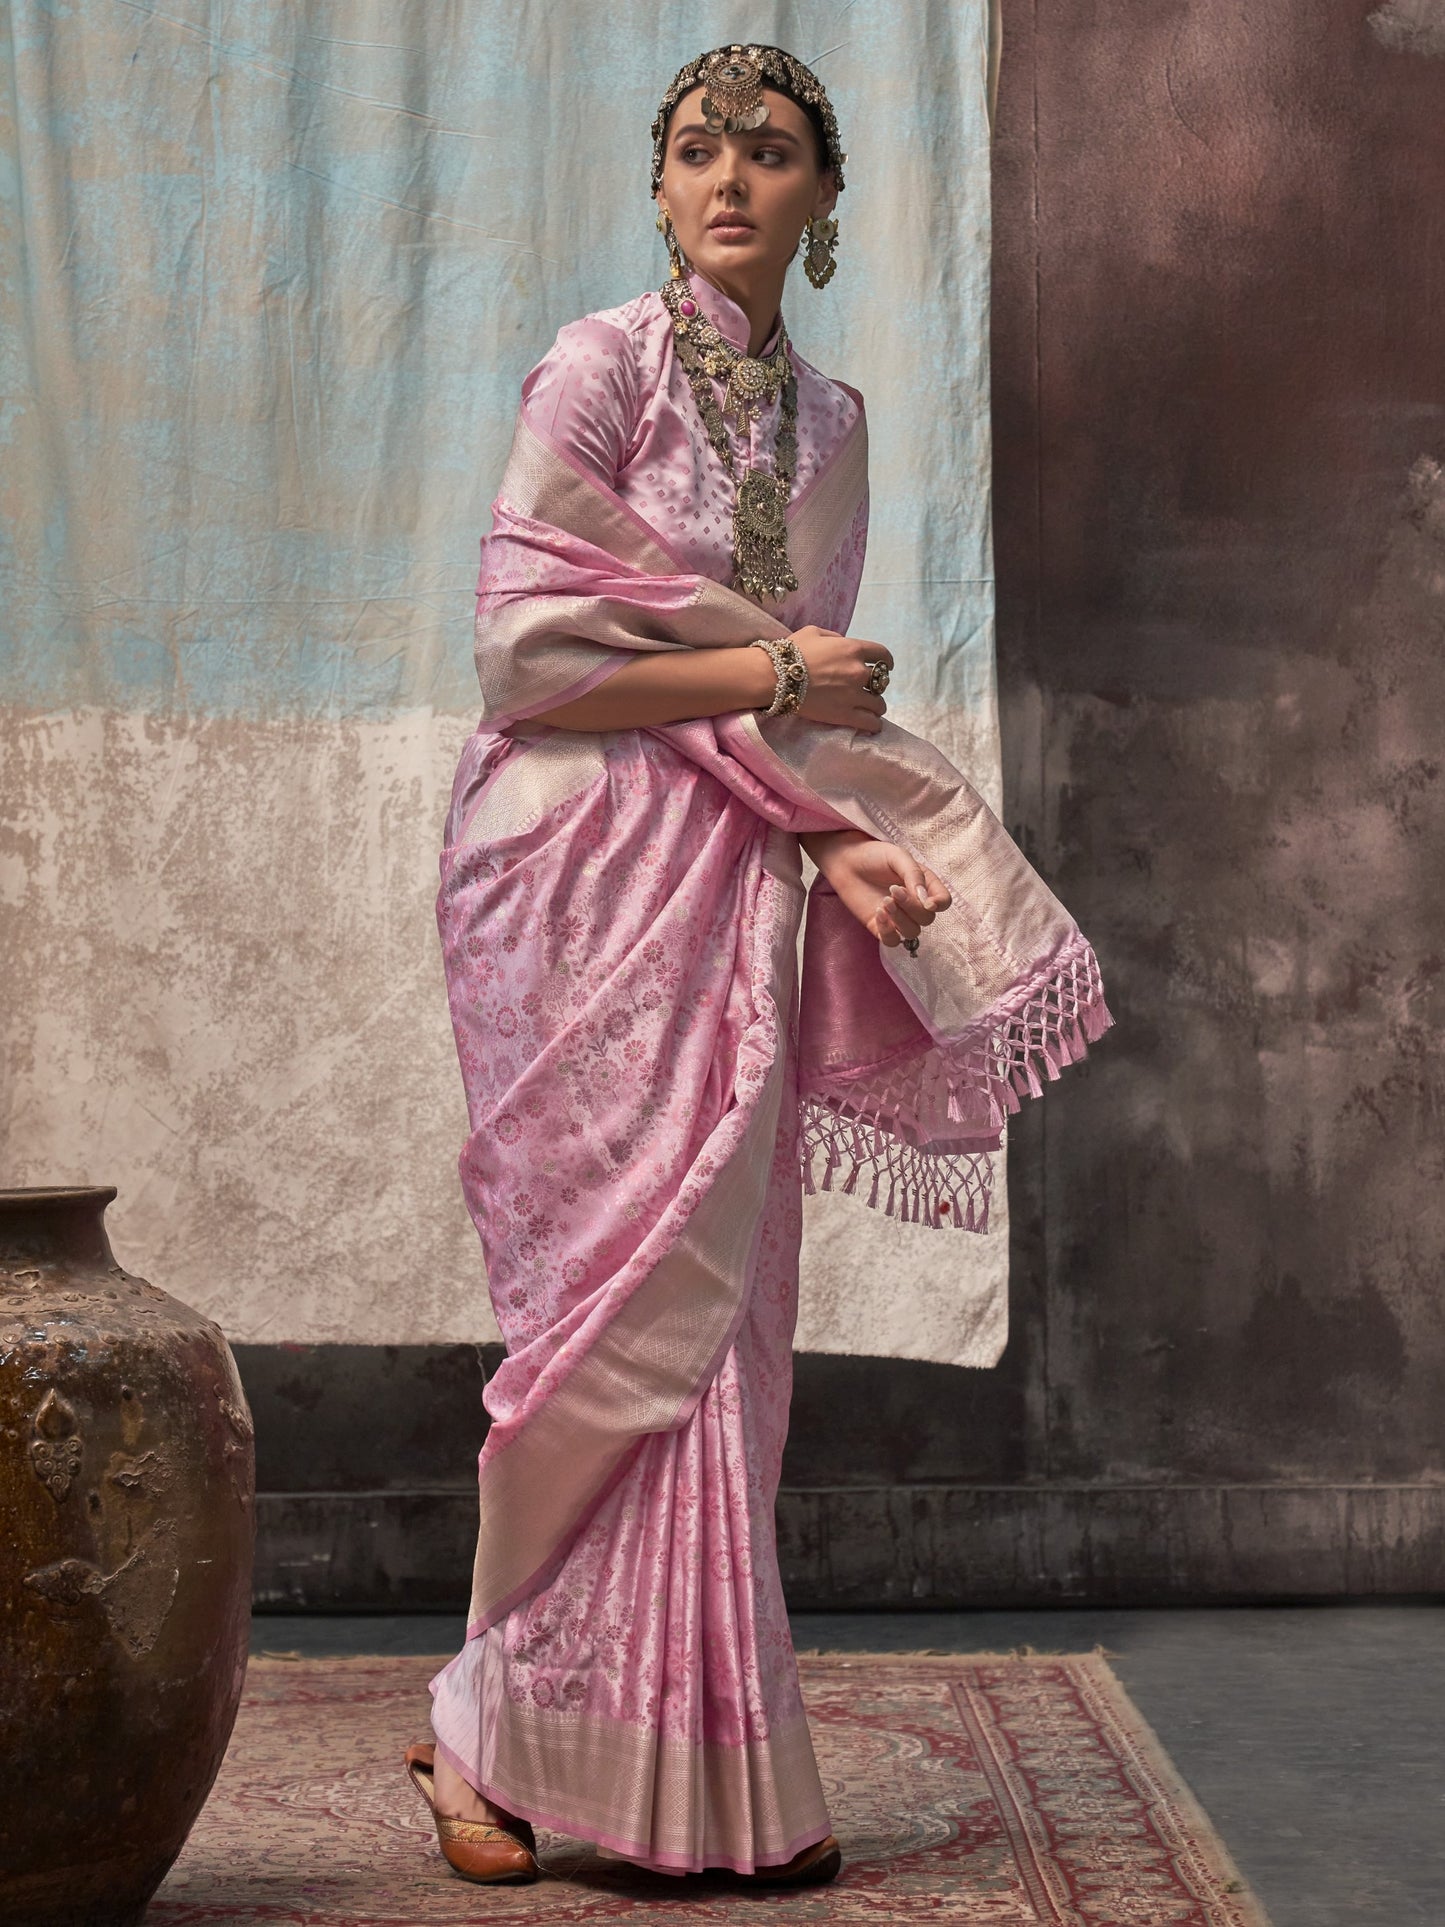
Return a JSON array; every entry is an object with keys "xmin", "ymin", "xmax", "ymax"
[{"xmin": 670, "ymin": 121, "xmax": 802, "ymax": 145}]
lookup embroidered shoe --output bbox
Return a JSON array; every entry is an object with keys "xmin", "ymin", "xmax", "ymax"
[{"xmin": 403, "ymin": 1741, "xmax": 540, "ymax": 1884}]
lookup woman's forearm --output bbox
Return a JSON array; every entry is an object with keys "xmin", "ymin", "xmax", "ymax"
[
  {"xmin": 535, "ymin": 645, "xmax": 776, "ymax": 731},
  {"xmin": 800, "ymin": 827, "xmax": 870, "ymax": 872}
]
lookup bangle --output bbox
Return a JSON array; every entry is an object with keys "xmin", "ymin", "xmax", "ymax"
[{"xmin": 749, "ymin": 636, "xmax": 809, "ymax": 717}]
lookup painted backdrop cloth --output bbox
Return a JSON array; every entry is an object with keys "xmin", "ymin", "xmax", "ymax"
[
  {"xmin": 1, "ymin": 4, "xmax": 1004, "ymax": 1364},
  {"xmin": 428, "ymin": 279, "xmax": 1108, "ymax": 1870}
]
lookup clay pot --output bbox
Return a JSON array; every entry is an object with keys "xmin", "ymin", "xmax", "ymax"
[{"xmin": 0, "ymin": 1188, "xmax": 254, "ymax": 1927}]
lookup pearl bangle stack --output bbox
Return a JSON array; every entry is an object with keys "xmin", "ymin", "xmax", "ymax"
[{"xmin": 750, "ymin": 637, "xmax": 809, "ymax": 717}]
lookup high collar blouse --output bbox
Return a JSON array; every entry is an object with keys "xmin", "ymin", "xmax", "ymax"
[{"xmin": 519, "ymin": 274, "xmax": 868, "ymax": 634}]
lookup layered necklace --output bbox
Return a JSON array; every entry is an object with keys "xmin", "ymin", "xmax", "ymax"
[{"xmin": 661, "ymin": 275, "xmax": 799, "ymax": 602}]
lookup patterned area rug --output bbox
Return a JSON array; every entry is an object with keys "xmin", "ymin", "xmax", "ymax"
[{"xmin": 150, "ymin": 1651, "xmax": 1269, "ymax": 1924}]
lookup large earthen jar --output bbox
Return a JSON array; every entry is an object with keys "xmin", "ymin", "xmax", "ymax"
[{"xmin": 0, "ymin": 1187, "xmax": 254, "ymax": 1926}]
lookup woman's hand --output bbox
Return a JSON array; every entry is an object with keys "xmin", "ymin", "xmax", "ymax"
[
  {"xmin": 789, "ymin": 627, "xmax": 893, "ymax": 733},
  {"xmin": 803, "ymin": 830, "xmax": 952, "ymax": 948}
]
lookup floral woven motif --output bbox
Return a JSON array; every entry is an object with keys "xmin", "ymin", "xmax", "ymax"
[{"xmin": 150, "ymin": 1651, "xmax": 1269, "ymax": 1924}]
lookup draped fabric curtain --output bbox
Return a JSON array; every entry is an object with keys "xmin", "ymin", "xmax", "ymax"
[{"xmin": 0, "ymin": 1, "xmax": 1001, "ymax": 1365}]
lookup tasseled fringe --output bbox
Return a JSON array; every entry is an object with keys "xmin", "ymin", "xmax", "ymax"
[
  {"xmin": 990, "ymin": 940, "xmax": 1113, "ymax": 1116},
  {"xmin": 797, "ymin": 938, "xmax": 1113, "ymax": 1233},
  {"xmin": 798, "ymin": 1104, "xmax": 994, "ymax": 1233}
]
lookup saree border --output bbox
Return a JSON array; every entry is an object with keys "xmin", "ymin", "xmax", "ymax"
[
  {"xmin": 457, "ymin": 732, "xmax": 610, "ymax": 848},
  {"xmin": 430, "ymin": 1704, "xmax": 829, "ymax": 1875}
]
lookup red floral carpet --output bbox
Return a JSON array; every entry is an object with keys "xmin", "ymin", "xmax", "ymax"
[{"xmin": 150, "ymin": 1651, "xmax": 1269, "ymax": 1924}]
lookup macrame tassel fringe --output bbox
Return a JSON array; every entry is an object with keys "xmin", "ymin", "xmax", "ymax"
[
  {"xmin": 797, "ymin": 937, "xmax": 1112, "ymax": 1234},
  {"xmin": 799, "ymin": 1103, "xmax": 994, "ymax": 1233}
]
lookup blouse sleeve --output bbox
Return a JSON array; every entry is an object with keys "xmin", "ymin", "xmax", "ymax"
[{"xmin": 519, "ymin": 315, "xmax": 639, "ymax": 489}]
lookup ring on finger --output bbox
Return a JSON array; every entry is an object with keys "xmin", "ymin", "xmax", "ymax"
[
  {"xmin": 881, "ymin": 898, "xmax": 922, "ymax": 957},
  {"xmin": 862, "ymin": 658, "xmax": 890, "ymax": 696}
]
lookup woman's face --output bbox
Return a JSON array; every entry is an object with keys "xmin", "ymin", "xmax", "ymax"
[{"xmin": 656, "ymin": 85, "xmax": 836, "ymax": 295}]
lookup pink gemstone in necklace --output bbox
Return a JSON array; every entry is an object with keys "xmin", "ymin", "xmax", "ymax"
[{"xmin": 679, "ymin": 298, "xmax": 697, "ymax": 318}]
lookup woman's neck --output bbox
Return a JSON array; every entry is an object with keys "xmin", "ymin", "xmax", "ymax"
[{"xmin": 694, "ymin": 265, "xmax": 786, "ymax": 356}]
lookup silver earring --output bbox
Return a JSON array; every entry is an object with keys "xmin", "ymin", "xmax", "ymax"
[{"xmin": 802, "ymin": 215, "xmax": 839, "ymax": 289}]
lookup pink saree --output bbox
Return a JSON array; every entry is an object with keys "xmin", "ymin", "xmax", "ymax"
[{"xmin": 428, "ymin": 281, "xmax": 1110, "ymax": 1873}]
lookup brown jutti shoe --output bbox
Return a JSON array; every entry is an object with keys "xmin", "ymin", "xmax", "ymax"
[{"xmin": 403, "ymin": 1741, "xmax": 540, "ymax": 1884}]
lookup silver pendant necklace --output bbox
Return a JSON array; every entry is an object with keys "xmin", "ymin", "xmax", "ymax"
[{"xmin": 660, "ymin": 276, "xmax": 799, "ymax": 601}]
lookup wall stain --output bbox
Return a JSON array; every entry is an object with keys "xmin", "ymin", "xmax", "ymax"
[{"xmin": 1368, "ymin": 1, "xmax": 1445, "ymax": 56}]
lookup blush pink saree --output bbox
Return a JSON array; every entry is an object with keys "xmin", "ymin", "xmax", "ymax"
[{"xmin": 428, "ymin": 286, "xmax": 1110, "ymax": 1874}]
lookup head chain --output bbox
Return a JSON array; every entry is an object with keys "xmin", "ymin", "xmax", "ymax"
[{"xmin": 650, "ymin": 44, "xmax": 847, "ymax": 194}]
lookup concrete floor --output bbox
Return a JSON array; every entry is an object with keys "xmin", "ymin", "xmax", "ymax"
[{"xmin": 250, "ymin": 1604, "xmax": 1445, "ymax": 1927}]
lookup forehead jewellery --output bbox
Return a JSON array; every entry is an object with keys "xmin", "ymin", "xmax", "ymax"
[
  {"xmin": 661, "ymin": 275, "xmax": 799, "ymax": 602},
  {"xmin": 650, "ymin": 45, "xmax": 847, "ymax": 194}
]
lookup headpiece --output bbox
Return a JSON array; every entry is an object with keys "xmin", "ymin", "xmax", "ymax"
[{"xmin": 650, "ymin": 44, "xmax": 847, "ymax": 193}]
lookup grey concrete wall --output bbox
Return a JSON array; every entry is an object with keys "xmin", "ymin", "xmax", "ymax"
[
  {"xmin": 991, "ymin": 0, "xmax": 1445, "ymax": 1511},
  {"xmin": 242, "ymin": 0, "xmax": 1445, "ymax": 1608}
]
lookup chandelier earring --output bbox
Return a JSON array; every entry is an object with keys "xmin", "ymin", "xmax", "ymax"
[
  {"xmin": 802, "ymin": 214, "xmax": 839, "ymax": 289},
  {"xmin": 655, "ymin": 208, "xmax": 686, "ymax": 281}
]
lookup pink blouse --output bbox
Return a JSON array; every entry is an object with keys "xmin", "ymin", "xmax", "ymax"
[{"xmin": 520, "ymin": 273, "xmax": 868, "ymax": 633}]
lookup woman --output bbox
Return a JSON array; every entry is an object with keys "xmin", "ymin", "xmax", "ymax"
[{"xmin": 405, "ymin": 44, "xmax": 1109, "ymax": 1888}]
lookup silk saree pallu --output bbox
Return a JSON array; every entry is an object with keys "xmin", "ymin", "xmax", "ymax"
[{"xmin": 429, "ymin": 403, "xmax": 1111, "ymax": 1872}]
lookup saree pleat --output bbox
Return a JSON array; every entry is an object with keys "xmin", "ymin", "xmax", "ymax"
[{"xmin": 430, "ymin": 996, "xmax": 829, "ymax": 1870}]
